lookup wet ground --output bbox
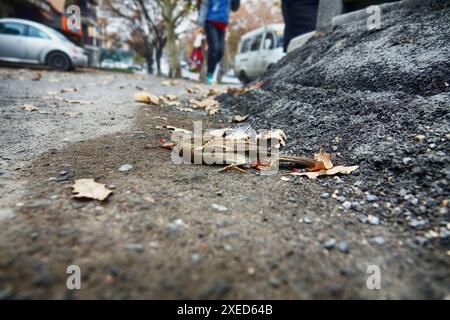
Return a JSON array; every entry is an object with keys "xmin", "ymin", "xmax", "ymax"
[{"xmin": 0, "ymin": 66, "xmax": 448, "ymax": 299}]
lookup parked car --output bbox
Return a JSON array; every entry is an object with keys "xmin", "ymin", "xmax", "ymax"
[
  {"xmin": 234, "ymin": 24, "xmax": 285, "ymax": 84},
  {"xmin": 0, "ymin": 18, "xmax": 87, "ymax": 71}
]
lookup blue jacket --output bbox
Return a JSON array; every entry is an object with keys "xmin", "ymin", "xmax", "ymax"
[{"xmin": 198, "ymin": 0, "xmax": 240, "ymax": 27}]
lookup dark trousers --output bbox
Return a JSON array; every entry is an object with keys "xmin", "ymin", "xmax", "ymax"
[
  {"xmin": 205, "ymin": 21, "xmax": 225, "ymax": 75},
  {"xmin": 282, "ymin": 0, "xmax": 319, "ymax": 52}
]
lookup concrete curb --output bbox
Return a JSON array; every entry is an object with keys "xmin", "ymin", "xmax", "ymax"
[{"xmin": 332, "ymin": 1, "xmax": 402, "ymax": 28}]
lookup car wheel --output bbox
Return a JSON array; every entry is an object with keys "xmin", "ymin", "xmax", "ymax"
[
  {"xmin": 238, "ymin": 70, "xmax": 250, "ymax": 85},
  {"xmin": 47, "ymin": 52, "xmax": 71, "ymax": 71}
]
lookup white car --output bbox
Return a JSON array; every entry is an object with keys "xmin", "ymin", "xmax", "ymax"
[
  {"xmin": 234, "ymin": 24, "xmax": 285, "ymax": 84},
  {"xmin": 0, "ymin": 18, "xmax": 88, "ymax": 70}
]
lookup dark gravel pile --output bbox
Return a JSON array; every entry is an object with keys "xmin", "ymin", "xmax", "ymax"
[{"xmin": 219, "ymin": 2, "xmax": 450, "ymax": 237}]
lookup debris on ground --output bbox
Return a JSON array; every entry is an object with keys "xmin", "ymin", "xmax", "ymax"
[
  {"xmin": 158, "ymin": 124, "xmax": 358, "ymax": 177},
  {"xmin": 71, "ymin": 178, "xmax": 112, "ymax": 201},
  {"xmin": 22, "ymin": 104, "xmax": 38, "ymax": 112},
  {"xmin": 135, "ymin": 91, "xmax": 160, "ymax": 105}
]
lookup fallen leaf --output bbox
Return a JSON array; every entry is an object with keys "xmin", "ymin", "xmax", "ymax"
[
  {"xmin": 233, "ymin": 115, "xmax": 249, "ymax": 122},
  {"xmin": 186, "ymin": 87, "xmax": 200, "ymax": 94},
  {"xmin": 63, "ymin": 111, "xmax": 82, "ymax": 117},
  {"xmin": 22, "ymin": 104, "xmax": 38, "ymax": 112},
  {"xmin": 206, "ymin": 88, "xmax": 222, "ymax": 96},
  {"xmin": 61, "ymin": 87, "xmax": 78, "ymax": 93},
  {"xmin": 134, "ymin": 91, "xmax": 160, "ymax": 105},
  {"xmin": 288, "ymin": 165, "xmax": 359, "ymax": 179},
  {"xmin": 71, "ymin": 179, "xmax": 112, "ymax": 201},
  {"xmin": 309, "ymin": 149, "xmax": 333, "ymax": 171},
  {"xmin": 32, "ymin": 73, "xmax": 42, "ymax": 81}
]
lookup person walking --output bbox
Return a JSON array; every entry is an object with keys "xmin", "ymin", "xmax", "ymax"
[
  {"xmin": 281, "ymin": 0, "xmax": 319, "ymax": 52},
  {"xmin": 197, "ymin": 0, "xmax": 240, "ymax": 84}
]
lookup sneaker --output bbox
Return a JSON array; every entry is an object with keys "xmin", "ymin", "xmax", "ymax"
[{"xmin": 206, "ymin": 73, "xmax": 214, "ymax": 85}]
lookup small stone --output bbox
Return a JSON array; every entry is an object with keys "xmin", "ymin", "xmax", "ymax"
[
  {"xmin": 269, "ymin": 276, "xmax": 282, "ymax": 288},
  {"xmin": 415, "ymin": 236, "xmax": 428, "ymax": 246},
  {"xmin": 212, "ymin": 203, "xmax": 228, "ymax": 212},
  {"xmin": 368, "ymin": 215, "xmax": 380, "ymax": 225},
  {"xmin": 50, "ymin": 194, "xmax": 59, "ymax": 200},
  {"xmin": 415, "ymin": 134, "xmax": 426, "ymax": 142},
  {"xmin": 191, "ymin": 253, "xmax": 201, "ymax": 263},
  {"xmin": 0, "ymin": 209, "xmax": 16, "ymax": 221},
  {"xmin": 320, "ymin": 192, "xmax": 330, "ymax": 199},
  {"xmin": 304, "ymin": 217, "xmax": 312, "ymax": 224},
  {"xmin": 323, "ymin": 239, "xmax": 336, "ymax": 250},
  {"xmin": 366, "ymin": 193, "xmax": 379, "ymax": 202},
  {"xmin": 343, "ymin": 201, "xmax": 352, "ymax": 210},
  {"xmin": 372, "ymin": 236, "xmax": 385, "ymax": 245},
  {"xmin": 358, "ymin": 214, "xmax": 368, "ymax": 224},
  {"xmin": 164, "ymin": 219, "xmax": 187, "ymax": 236},
  {"xmin": 59, "ymin": 170, "xmax": 68, "ymax": 176},
  {"xmin": 223, "ymin": 244, "xmax": 233, "ymax": 252},
  {"xmin": 402, "ymin": 157, "xmax": 413, "ymax": 165},
  {"xmin": 338, "ymin": 241, "xmax": 349, "ymax": 253},
  {"xmin": 337, "ymin": 196, "xmax": 346, "ymax": 203},
  {"xmin": 118, "ymin": 164, "xmax": 133, "ymax": 172},
  {"xmin": 125, "ymin": 243, "xmax": 144, "ymax": 252},
  {"xmin": 351, "ymin": 202, "xmax": 362, "ymax": 211},
  {"xmin": 216, "ymin": 191, "xmax": 223, "ymax": 196},
  {"xmin": 409, "ymin": 218, "xmax": 426, "ymax": 229}
]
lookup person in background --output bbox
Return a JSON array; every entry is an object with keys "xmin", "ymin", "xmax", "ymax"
[
  {"xmin": 197, "ymin": 0, "xmax": 240, "ymax": 84},
  {"xmin": 281, "ymin": 0, "xmax": 319, "ymax": 52}
]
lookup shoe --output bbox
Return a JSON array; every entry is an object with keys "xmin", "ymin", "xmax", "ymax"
[{"xmin": 206, "ymin": 73, "xmax": 214, "ymax": 85}]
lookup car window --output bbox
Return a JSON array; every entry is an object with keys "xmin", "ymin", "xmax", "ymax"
[
  {"xmin": 27, "ymin": 26, "xmax": 50, "ymax": 39},
  {"xmin": 264, "ymin": 32, "xmax": 275, "ymax": 50},
  {"xmin": 240, "ymin": 38, "xmax": 251, "ymax": 53},
  {"xmin": 250, "ymin": 34, "xmax": 263, "ymax": 52},
  {"xmin": 0, "ymin": 22, "xmax": 26, "ymax": 36}
]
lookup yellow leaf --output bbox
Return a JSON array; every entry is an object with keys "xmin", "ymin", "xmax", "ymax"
[
  {"xmin": 134, "ymin": 91, "xmax": 160, "ymax": 105},
  {"xmin": 288, "ymin": 165, "xmax": 359, "ymax": 179}
]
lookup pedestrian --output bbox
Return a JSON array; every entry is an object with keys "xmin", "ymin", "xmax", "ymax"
[
  {"xmin": 281, "ymin": 0, "xmax": 319, "ymax": 52},
  {"xmin": 197, "ymin": 0, "xmax": 241, "ymax": 84}
]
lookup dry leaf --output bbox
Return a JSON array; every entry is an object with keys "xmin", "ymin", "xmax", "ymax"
[
  {"xmin": 64, "ymin": 111, "xmax": 82, "ymax": 117},
  {"xmin": 32, "ymin": 73, "xmax": 42, "ymax": 81},
  {"xmin": 135, "ymin": 91, "xmax": 160, "ymax": 105},
  {"xmin": 22, "ymin": 104, "xmax": 38, "ymax": 112},
  {"xmin": 309, "ymin": 149, "xmax": 333, "ymax": 171},
  {"xmin": 206, "ymin": 88, "xmax": 222, "ymax": 96},
  {"xmin": 61, "ymin": 87, "xmax": 78, "ymax": 93},
  {"xmin": 71, "ymin": 179, "xmax": 112, "ymax": 201},
  {"xmin": 186, "ymin": 87, "xmax": 200, "ymax": 94},
  {"xmin": 287, "ymin": 165, "xmax": 359, "ymax": 179},
  {"xmin": 233, "ymin": 115, "xmax": 249, "ymax": 122}
]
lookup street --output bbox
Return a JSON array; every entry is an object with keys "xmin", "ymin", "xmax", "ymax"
[{"xmin": 0, "ymin": 67, "xmax": 448, "ymax": 299}]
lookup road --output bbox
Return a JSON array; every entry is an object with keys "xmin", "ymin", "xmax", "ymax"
[{"xmin": 0, "ymin": 67, "xmax": 448, "ymax": 299}]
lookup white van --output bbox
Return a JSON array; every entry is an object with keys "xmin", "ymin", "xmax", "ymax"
[{"xmin": 234, "ymin": 24, "xmax": 285, "ymax": 84}]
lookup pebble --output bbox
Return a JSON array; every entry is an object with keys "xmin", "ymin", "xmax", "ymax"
[
  {"xmin": 0, "ymin": 209, "xmax": 16, "ymax": 221},
  {"xmin": 212, "ymin": 203, "xmax": 228, "ymax": 212},
  {"xmin": 372, "ymin": 236, "xmax": 385, "ymax": 245},
  {"xmin": 338, "ymin": 241, "xmax": 349, "ymax": 253},
  {"xmin": 164, "ymin": 219, "xmax": 187, "ymax": 236},
  {"xmin": 223, "ymin": 244, "xmax": 233, "ymax": 252},
  {"xmin": 402, "ymin": 157, "xmax": 413, "ymax": 165},
  {"xmin": 343, "ymin": 201, "xmax": 352, "ymax": 210},
  {"xmin": 366, "ymin": 193, "xmax": 379, "ymax": 202},
  {"xmin": 368, "ymin": 215, "xmax": 380, "ymax": 225},
  {"xmin": 320, "ymin": 192, "xmax": 330, "ymax": 199},
  {"xmin": 216, "ymin": 191, "xmax": 223, "ymax": 196},
  {"xmin": 125, "ymin": 243, "xmax": 144, "ymax": 252},
  {"xmin": 409, "ymin": 218, "xmax": 426, "ymax": 228},
  {"xmin": 304, "ymin": 217, "xmax": 312, "ymax": 224},
  {"xmin": 191, "ymin": 253, "xmax": 201, "ymax": 263},
  {"xmin": 358, "ymin": 214, "xmax": 368, "ymax": 224},
  {"xmin": 118, "ymin": 164, "xmax": 133, "ymax": 172},
  {"xmin": 415, "ymin": 236, "xmax": 428, "ymax": 246},
  {"xmin": 323, "ymin": 239, "xmax": 336, "ymax": 250},
  {"xmin": 59, "ymin": 170, "xmax": 68, "ymax": 176},
  {"xmin": 337, "ymin": 196, "xmax": 346, "ymax": 203}
]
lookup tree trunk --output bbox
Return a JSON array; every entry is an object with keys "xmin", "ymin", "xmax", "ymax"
[
  {"xmin": 166, "ymin": 22, "xmax": 181, "ymax": 78},
  {"xmin": 146, "ymin": 46, "xmax": 154, "ymax": 74},
  {"xmin": 156, "ymin": 48, "xmax": 163, "ymax": 76}
]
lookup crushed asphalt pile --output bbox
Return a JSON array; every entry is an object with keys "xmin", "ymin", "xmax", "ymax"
[{"xmin": 217, "ymin": 2, "xmax": 450, "ymax": 234}]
